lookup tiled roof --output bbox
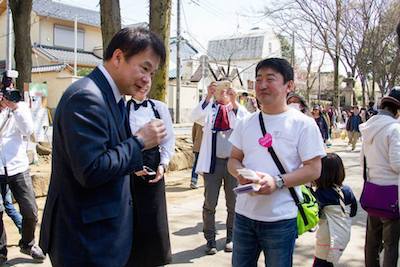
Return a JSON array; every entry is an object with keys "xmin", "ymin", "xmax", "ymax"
[
  {"xmin": 33, "ymin": 0, "xmax": 100, "ymax": 27},
  {"xmin": 207, "ymin": 35, "xmax": 264, "ymax": 61},
  {"xmin": 33, "ymin": 45, "xmax": 102, "ymax": 67},
  {"xmin": 32, "ymin": 63, "xmax": 72, "ymax": 73}
]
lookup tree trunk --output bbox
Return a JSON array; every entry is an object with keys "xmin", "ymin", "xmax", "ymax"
[
  {"xmin": 149, "ymin": 0, "xmax": 172, "ymax": 101},
  {"xmin": 100, "ymin": 0, "xmax": 121, "ymax": 57},
  {"xmin": 9, "ymin": 0, "xmax": 32, "ymax": 91},
  {"xmin": 334, "ymin": 0, "xmax": 341, "ymax": 108}
]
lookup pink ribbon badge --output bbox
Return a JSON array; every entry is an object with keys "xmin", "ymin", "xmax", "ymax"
[{"xmin": 258, "ymin": 133, "xmax": 273, "ymax": 148}]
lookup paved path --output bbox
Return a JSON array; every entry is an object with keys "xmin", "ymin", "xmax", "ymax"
[{"xmin": 2, "ymin": 138, "xmax": 367, "ymax": 266}]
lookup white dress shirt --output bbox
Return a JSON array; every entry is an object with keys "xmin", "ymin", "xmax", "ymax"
[
  {"xmin": 0, "ymin": 102, "xmax": 34, "ymax": 176},
  {"xmin": 128, "ymin": 98, "xmax": 175, "ymax": 166},
  {"xmin": 98, "ymin": 65, "xmax": 123, "ymax": 104}
]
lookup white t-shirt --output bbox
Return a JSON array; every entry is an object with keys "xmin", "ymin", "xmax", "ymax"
[{"xmin": 229, "ymin": 109, "xmax": 326, "ymax": 222}]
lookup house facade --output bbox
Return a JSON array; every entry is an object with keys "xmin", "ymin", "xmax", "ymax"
[
  {"xmin": 0, "ymin": 0, "xmax": 102, "ymax": 110},
  {"xmin": 207, "ymin": 28, "xmax": 282, "ymax": 92}
]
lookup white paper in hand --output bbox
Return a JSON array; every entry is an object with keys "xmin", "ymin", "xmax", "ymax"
[
  {"xmin": 233, "ymin": 183, "xmax": 261, "ymax": 194},
  {"xmin": 237, "ymin": 168, "xmax": 260, "ymax": 182}
]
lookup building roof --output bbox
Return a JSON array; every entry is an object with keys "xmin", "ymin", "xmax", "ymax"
[
  {"xmin": 32, "ymin": 63, "xmax": 73, "ymax": 73},
  {"xmin": 33, "ymin": 44, "xmax": 102, "ymax": 67},
  {"xmin": 207, "ymin": 35, "xmax": 264, "ymax": 61},
  {"xmin": 32, "ymin": 0, "xmax": 100, "ymax": 27},
  {"xmin": 206, "ymin": 28, "xmax": 279, "ymax": 61}
]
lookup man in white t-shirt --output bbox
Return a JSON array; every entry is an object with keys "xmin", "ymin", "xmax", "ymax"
[{"xmin": 228, "ymin": 58, "xmax": 326, "ymax": 267}]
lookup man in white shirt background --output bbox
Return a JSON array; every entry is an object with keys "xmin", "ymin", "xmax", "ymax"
[
  {"xmin": 0, "ymin": 74, "xmax": 45, "ymax": 264},
  {"xmin": 228, "ymin": 58, "xmax": 326, "ymax": 267},
  {"xmin": 191, "ymin": 81, "xmax": 249, "ymax": 255}
]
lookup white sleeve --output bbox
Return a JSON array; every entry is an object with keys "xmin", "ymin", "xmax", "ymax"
[
  {"xmin": 229, "ymin": 118, "xmax": 244, "ymax": 151},
  {"xmin": 12, "ymin": 102, "xmax": 34, "ymax": 136},
  {"xmin": 298, "ymin": 118, "xmax": 326, "ymax": 161},
  {"xmin": 190, "ymin": 98, "xmax": 212, "ymax": 124},
  {"xmin": 227, "ymin": 105, "xmax": 250, "ymax": 129},
  {"xmin": 388, "ymin": 126, "xmax": 400, "ymax": 174},
  {"xmin": 158, "ymin": 102, "xmax": 175, "ymax": 166}
]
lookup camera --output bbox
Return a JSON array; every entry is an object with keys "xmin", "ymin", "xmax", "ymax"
[
  {"xmin": 216, "ymin": 80, "xmax": 232, "ymax": 92},
  {"xmin": 1, "ymin": 88, "xmax": 22, "ymax": 102},
  {"xmin": 1, "ymin": 70, "xmax": 21, "ymax": 102}
]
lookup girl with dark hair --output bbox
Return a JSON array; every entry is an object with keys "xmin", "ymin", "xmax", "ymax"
[{"xmin": 313, "ymin": 153, "xmax": 357, "ymax": 267}]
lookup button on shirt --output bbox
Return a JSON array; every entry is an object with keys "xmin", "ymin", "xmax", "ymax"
[{"xmin": 128, "ymin": 99, "xmax": 175, "ymax": 166}]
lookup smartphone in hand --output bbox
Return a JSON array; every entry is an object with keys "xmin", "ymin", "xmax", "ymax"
[{"xmin": 143, "ymin": 166, "xmax": 156, "ymax": 175}]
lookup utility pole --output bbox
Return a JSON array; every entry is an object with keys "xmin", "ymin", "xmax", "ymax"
[
  {"xmin": 6, "ymin": 0, "xmax": 12, "ymax": 71},
  {"xmin": 74, "ymin": 16, "xmax": 78, "ymax": 77},
  {"xmin": 175, "ymin": 0, "xmax": 181, "ymax": 123},
  {"xmin": 201, "ymin": 55, "xmax": 206, "ymax": 100}
]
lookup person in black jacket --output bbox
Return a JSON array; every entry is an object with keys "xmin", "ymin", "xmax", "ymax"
[{"xmin": 39, "ymin": 27, "xmax": 167, "ymax": 267}]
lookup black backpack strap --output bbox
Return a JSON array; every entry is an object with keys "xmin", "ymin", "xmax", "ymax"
[{"xmin": 258, "ymin": 112, "xmax": 308, "ymax": 225}]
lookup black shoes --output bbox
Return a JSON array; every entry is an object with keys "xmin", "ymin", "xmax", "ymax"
[
  {"xmin": 205, "ymin": 240, "xmax": 217, "ymax": 255},
  {"xmin": 20, "ymin": 244, "xmax": 46, "ymax": 262}
]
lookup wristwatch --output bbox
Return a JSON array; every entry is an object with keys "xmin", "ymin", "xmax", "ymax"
[{"xmin": 274, "ymin": 174, "xmax": 285, "ymax": 189}]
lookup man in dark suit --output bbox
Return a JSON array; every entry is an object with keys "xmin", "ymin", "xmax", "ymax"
[{"xmin": 39, "ymin": 27, "xmax": 167, "ymax": 267}]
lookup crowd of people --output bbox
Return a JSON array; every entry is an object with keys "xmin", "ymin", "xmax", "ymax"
[{"xmin": 0, "ymin": 23, "xmax": 398, "ymax": 267}]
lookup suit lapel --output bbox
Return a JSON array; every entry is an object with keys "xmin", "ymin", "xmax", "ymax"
[{"xmin": 88, "ymin": 67, "xmax": 128, "ymax": 141}]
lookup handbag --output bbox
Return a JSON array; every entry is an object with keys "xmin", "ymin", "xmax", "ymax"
[
  {"xmin": 360, "ymin": 156, "xmax": 399, "ymax": 219},
  {"xmin": 258, "ymin": 113, "xmax": 319, "ymax": 235}
]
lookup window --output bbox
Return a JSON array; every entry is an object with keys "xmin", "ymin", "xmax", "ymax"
[{"xmin": 54, "ymin": 25, "xmax": 84, "ymax": 50}]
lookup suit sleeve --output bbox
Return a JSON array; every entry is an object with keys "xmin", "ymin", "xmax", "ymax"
[{"xmin": 60, "ymin": 89, "xmax": 143, "ymax": 188}]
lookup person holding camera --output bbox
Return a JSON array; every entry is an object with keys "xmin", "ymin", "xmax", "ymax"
[
  {"xmin": 0, "ymin": 74, "xmax": 45, "ymax": 263},
  {"xmin": 191, "ymin": 81, "xmax": 249, "ymax": 255}
]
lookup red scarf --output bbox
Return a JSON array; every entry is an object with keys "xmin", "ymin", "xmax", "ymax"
[{"xmin": 213, "ymin": 103, "xmax": 231, "ymax": 131}]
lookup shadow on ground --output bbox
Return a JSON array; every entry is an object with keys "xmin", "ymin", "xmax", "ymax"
[
  {"xmin": 172, "ymin": 221, "xmax": 226, "ymax": 237},
  {"xmin": 5, "ymin": 257, "xmax": 43, "ymax": 266},
  {"xmin": 171, "ymin": 237, "xmax": 229, "ymax": 264}
]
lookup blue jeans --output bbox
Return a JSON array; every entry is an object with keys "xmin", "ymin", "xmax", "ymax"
[
  {"xmin": 232, "ymin": 213, "xmax": 297, "ymax": 267},
  {"xmin": 191, "ymin": 152, "xmax": 199, "ymax": 184},
  {"xmin": 1, "ymin": 184, "xmax": 22, "ymax": 233}
]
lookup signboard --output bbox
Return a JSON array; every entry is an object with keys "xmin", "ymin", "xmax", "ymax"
[{"xmin": 29, "ymin": 83, "xmax": 48, "ymax": 97}]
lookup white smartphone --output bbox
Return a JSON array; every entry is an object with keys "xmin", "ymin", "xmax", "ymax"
[
  {"xmin": 143, "ymin": 166, "xmax": 156, "ymax": 175},
  {"xmin": 237, "ymin": 168, "xmax": 260, "ymax": 182}
]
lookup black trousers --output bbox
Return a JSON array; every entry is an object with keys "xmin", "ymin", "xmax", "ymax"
[
  {"xmin": 0, "ymin": 170, "xmax": 38, "ymax": 254},
  {"xmin": 365, "ymin": 215, "xmax": 400, "ymax": 267}
]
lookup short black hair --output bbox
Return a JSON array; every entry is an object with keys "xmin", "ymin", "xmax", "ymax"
[
  {"xmin": 381, "ymin": 101, "xmax": 399, "ymax": 116},
  {"xmin": 368, "ymin": 101, "xmax": 374, "ymax": 108},
  {"xmin": 104, "ymin": 27, "xmax": 166, "ymax": 66},
  {"xmin": 315, "ymin": 153, "xmax": 345, "ymax": 189},
  {"xmin": 255, "ymin": 58, "xmax": 294, "ymax": 84}
]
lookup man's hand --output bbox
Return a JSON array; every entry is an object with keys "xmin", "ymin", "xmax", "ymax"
[
  {"xmin": 135, "ymin": 119, "xmax": 167, "ymax": 150},
  {"xmin": 206, "ymin": 82, "xmax": 217, "ymax": 102},
  {"xmin": 256, "ymin": 172, "xmax": 277, "ymax": 195},
  {"xmin": 227, "ymin": 88, "xmax": 237, "ymax": 103},
  {"xmin": 0, "ymin": 98, "xmax": 17, "ymax": 111},
  {"xmin": 237, "ymin": 174, "xmax": 254, "ymax": 185},
  {"xmin": 148, "ymin": 165, "xmax": 165, "ymax": 183}
]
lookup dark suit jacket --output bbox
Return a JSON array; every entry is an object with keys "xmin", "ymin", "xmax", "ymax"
[{"xmin": 39, "ymin": 67, "xmax": 143, "ymax": 267}]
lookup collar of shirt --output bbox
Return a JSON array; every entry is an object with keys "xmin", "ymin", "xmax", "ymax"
[
  {"xmin": 98, "ymin": 64, "xmax": 123, "ymax": 104},
  {"xmin": 131, "ymin": 97, "xmax": 148, "ymax": 104}
]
